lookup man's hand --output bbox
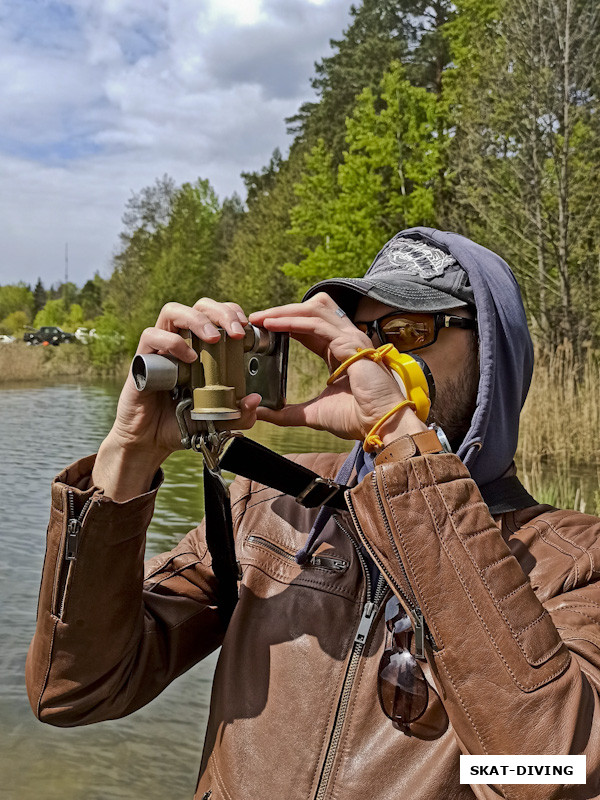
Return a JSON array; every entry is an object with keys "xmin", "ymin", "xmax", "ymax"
[
  {"xmin": 92, "ymin": 299, "xmax": 261, "ymax": 501},
  {"xmin": 249, "ymin": 293, "xmax": 426, "ymax": 444}
]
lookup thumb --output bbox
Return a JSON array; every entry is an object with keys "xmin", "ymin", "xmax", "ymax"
[{"xmin": 256, "ymin": 401, "xmax": 313, "ymax": 428}]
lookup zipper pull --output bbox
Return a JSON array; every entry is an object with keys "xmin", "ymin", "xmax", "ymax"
[
  {"xmin": 65, "ymin": 517, "xmax": 80, "ymax": 561},
  {"xmin": 354, "ymin": 600, "xmax": 376, "ymax": 645},
  {"xmin": 413, "ymin": 608, "xmax": 425, "ymax": 658},
  {"xmin": 312, "ymin": 555, "xmax": 349, "ymax": 572}
]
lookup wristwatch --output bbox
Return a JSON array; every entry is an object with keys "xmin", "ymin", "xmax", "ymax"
[{"xmin": 374, "ymin": 425, "xmax": 451, "ymax": 466}]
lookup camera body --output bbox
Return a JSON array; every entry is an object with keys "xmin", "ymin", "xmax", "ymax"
[{"xmin": 131, "ymin": 325, "xmax": 288, "ymax": 422}]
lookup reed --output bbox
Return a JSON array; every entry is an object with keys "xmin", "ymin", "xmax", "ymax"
[
  {"xmin": 0, "ymin": 342, "xmax": 127, "ymax": 383},
  {"xmin": 286, "ymin": 339, "xmax": 329, "ymax": 402},
  {"xmin": 518, "ymin": 343, "xmax": 600, "ymax": 514},
  {"xmin": 519, "ymin": 342, "xmax": 600, "ymax": 463}
]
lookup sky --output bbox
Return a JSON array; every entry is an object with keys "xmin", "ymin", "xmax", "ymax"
[{"xmin": 0, "ymin": 0, "xmax": 353, "ymax": 288}]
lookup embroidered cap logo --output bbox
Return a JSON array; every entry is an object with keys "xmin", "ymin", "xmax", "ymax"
[{"xmin": 370, "ymin": 239, "xmax": 458, "ymax": 280}]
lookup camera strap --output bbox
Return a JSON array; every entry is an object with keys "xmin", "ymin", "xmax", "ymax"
[
  {"xmin": 203, "ymin": 462, "xmax": 242, "ymax": 627},
  {"xmin": 219, "ymin": 436, "xmax": 348, "ymax": 509}
]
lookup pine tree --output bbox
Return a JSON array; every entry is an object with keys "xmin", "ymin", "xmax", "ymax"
[
  {"xmin": 288, "ymin": 1, "xmax": 453, "ymax": 158},
  {"xmin": 33, "ymin": 278, "xmax": 46, "ymax": 315},
  {"xmin": 215, "ymin": 149, "xmax": 303, "ymax": 313}
]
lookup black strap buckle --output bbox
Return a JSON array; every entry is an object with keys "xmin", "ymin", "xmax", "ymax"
[{"xmin": 295, "ymin": 476, "xmax": 341, "ymax": 508}]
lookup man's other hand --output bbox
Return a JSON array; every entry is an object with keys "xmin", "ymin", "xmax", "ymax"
[{"xmin": 249, "ymin": 293, "xmax": 426, "ymax": 444}]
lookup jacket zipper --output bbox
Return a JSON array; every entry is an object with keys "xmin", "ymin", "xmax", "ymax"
[
  {"xmin": 246, "ymin": 535, "xmax": 349, "ymax": 572},
  {"xmin": 312, "ymin": 520, "xmax": 388, "ymax": 800},
  {"xmin": 57, "ymin": 491, "xmax": 92, "ymax": 618},
  {"xmin": 346, "ymin": 480, "xmax": 435, "ymax": 655}
]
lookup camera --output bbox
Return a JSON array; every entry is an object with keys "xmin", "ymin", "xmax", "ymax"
[{"xmin": 131, "ymin": 325, "xmax": 288, "ymax": 422}]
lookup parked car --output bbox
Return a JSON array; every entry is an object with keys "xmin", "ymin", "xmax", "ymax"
[
  {"xmin": 0, "ymin": 334, "xmax": 16, "ymax": 343},
  {"xmin": 74, "ymin": 327, "xmax": 91, "ymax": 343},
  {"xmin": 23, "ymin": 326, "xmax": 77, "ymax": 346}
]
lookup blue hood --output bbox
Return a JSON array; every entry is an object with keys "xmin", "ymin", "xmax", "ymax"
[{"xmin": 385, "ymin": 228, "xmax": 533, "ymax": 487}]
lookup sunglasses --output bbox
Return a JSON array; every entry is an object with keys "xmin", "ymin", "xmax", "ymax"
[
  {"xmin": 378, "ymin": 595, "xmax": 429, "ymax": 727},
  {"xmin": 356, "ymin": 312, "xmax": 476, "ymax": 353}
]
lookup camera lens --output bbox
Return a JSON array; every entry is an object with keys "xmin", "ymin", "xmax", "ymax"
[{"xmin": 248, "ymin": 356, "xmax": 260, "ymax": 376}]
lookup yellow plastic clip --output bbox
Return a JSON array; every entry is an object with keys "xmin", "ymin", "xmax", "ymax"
[
  {"xmin": 326, "ymin": 345, "xmax": 431, "ymax": 424},
  {"xmin": 380, "ymin": 350, "xmax": 431, "ymax": 423}
]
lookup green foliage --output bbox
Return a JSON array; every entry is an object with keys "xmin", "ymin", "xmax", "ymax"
[
  {"xmin": 63, "ymin": 304, "xmax": 85, "ymax": 331},
  {"xmin": 285, "ymin": 62, "xmax": 444, "ymax": 296},
  {"xmin": 445, "ymin": 0, "xmax": 600, "ymax": 349},
  {"xmin": 105, "ymin": 175, "xmax": 221, "ymax": 349},
  {"xmin": 144, "ymin": 179, "xmax": 220, "ymax": 317},
  {"xmin": 0, "ymin": 310, "xmax": 28, "ymax": 335},
  {"xmin": 79, "ymin": 274, "xmax": 107, "ymax": 320},
  {"xmin": 289, "ymin": 0, "xmax": 453, "ymax": 158},
  {"xmin": 88, "ymin": 312, "xmax": 127, "ymax": 369},
  {"xmin": 32, "ymin": 299, "xmax": 83, "ymax": 332},
  {"xmin": 34, "ymin": 299, "xmax": 67, "ymax": 328},
  {"xmin": 33, "ymin": 278, "xmax": 46, "ymax": 314},
  {"xmin": 215, "ymin": 149, "xmax": 302, "ymax": 312},
  {"xmin": 0, "ymin": 283, "xmax": 34, "ymax": 322}
]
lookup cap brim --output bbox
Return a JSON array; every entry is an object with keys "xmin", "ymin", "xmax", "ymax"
[{"xmin": 303, "ymin": 277, "xmax": 468, "ymax": 314}]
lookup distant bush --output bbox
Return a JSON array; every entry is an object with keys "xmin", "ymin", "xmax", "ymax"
[
  {"xmin": 0, "ymin": 310, "xmax": 28, "ymax": 335},
  {"xmin": 88, "ymin": 312, "xmax": 128, "ymax": 369}
]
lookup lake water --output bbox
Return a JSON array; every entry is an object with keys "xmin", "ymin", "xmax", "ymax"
[{"xmin": 0, "ymin": 380, "xmax": 597, "ymax": 799}]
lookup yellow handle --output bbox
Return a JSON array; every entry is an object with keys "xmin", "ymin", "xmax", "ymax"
[
  {"xmin": 382, "ymin": 350, "xmax": 431, "ymax": 423},
  {"xmin": 327, "ymin": 345, "xmax": 432, "ymax": 424}
]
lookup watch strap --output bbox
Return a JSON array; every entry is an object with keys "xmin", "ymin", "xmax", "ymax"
[{"xmin": 374, "ymin": 429, "xmax": 444, "ymax": 465}]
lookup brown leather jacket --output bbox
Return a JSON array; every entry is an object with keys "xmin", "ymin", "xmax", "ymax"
[{"xmin": 26, "ymin": 449, "xmax": 600, "ymax": 800}]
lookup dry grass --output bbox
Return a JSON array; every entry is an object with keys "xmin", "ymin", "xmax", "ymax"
[
  {"xmin": 518, "ymin": 343, "xmax": 600, "ymax": 513},
  {"xmin": 286, "ymin": 338, "xmax": 329, "ymax": 402},
  {"xmin": 519, "ymin": 342, "xmax": 600, "ymax": 463},
  {"xmin": 0, "ymin": 342, "xmax": 128, "ymax": 383}
]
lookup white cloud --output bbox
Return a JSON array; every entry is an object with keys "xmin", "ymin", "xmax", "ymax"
[{"xmin": 0, "ymin": 0, "xmax": 352, "ymax": 287}]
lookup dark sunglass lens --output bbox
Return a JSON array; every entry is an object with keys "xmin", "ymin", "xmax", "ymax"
[
  {"xmin": 378, "ymin": 649, "xmax": 429, "ymax": 724},
  {"xmin": 384, "ymin": 595, "xmax": 412, "ymax": 635},
  {"xmin": 382, "ymin": 315, "xmax": 434, "ymax": 350},
  {"xmin": 384, "ymin": 595, "xmax": 401, "ymax": 627}
]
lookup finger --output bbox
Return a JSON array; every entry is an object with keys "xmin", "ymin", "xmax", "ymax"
[
  {"xmin": 249, "ymin": 292, "xmax": 339, "ymax": 325},
  {"xmin": 224, "ymin": 302, "xmax": 248, "ymax": 326},
  {"xmin": 136, "ymin": 327, "xmax": 198, "ymax": 361},
  {"xmin": 261, "ymin": 316, "xmax": 371, "ymax": 359},
  {"xmin": 253, "ymin": 300, "xmax": 360, "ymax": 342},
  {"xmin": 220, "ymin": 393, "xmax": 262, "ymax": 431},
  {"xmin": 193, "ymin": 298, "xmax": 246, "ymax": 337},
  {"xmin": 156, "ymin": 302, "xmax": 223, "ymax": 341},
  {"xmin": 256, "ymin": 401, "xmax": 313, "ymax": 428}
]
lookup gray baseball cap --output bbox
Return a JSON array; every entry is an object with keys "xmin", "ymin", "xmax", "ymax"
[{"xmin": 303, "ymin": 234, "xmax": 475, "ymax": 314}]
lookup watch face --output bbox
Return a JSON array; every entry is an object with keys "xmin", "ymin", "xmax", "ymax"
[{"xmin": 430, "ymin": 424, "xmax": 452, "ymax": 453}]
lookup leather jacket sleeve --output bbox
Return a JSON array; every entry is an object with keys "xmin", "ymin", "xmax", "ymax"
[
  {"xmin": 25, "ymin": 455, "xmax": 244, "ymax": 726},
  {"xmin": 348, "ymin": 451, "xmax": 600, "ymax": 800}
]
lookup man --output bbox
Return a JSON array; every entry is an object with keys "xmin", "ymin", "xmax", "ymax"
[{"xmin": 26, "ymin": 228, "xmax": 600, "ymax": 799}]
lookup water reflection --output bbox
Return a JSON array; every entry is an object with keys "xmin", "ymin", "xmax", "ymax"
[{"xmin": 1, "ymin": 381, "xmax": 598, "ymax": 799}]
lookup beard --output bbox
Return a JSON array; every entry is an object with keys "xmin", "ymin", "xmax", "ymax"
[{"xmin": 426, "ymin": 339, "xmax": 479, "ymax": 452}]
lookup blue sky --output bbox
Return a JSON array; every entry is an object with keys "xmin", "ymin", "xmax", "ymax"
[{"xmin": 0, "ymin": 0, "xmax": 352, "ymax": 287}]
